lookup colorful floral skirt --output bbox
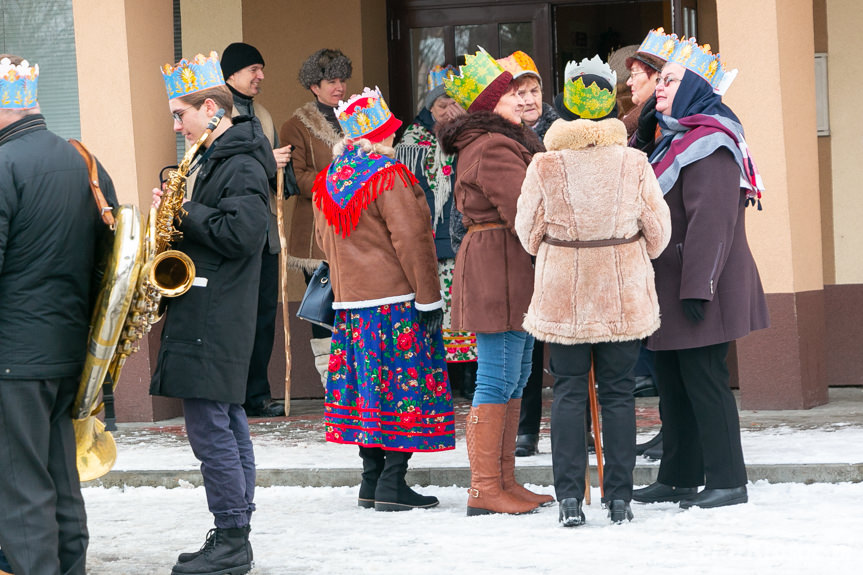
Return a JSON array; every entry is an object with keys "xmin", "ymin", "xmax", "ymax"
[
  {"xmin": 324, "ymin": 300, "xmax": 456, "ymax": 452},
  {"xmin": 439, "ymin": 258, "xmax": 478, "ymax": 363}
]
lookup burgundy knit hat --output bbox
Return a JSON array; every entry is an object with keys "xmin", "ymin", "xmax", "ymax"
[{"xmin": 468, "ymin": 71, "xmax": 514, "ymax": 113}]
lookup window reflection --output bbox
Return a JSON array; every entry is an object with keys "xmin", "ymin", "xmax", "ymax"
[
  {"xmin": 499, "ymin": 22, "xmax": 533, "ymax": 56},
  {"xmin": 410, "ymin": 27, "xmax": 446, "ymax": 114}
]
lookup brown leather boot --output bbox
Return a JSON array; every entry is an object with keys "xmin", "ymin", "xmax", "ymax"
[
  {"xmin": 501, "ymin": 399, "xmax": 554, "ymax": 507},
  {"xmin": 465, "ymin": 404, "xmax": 539, "ymax": 516}
]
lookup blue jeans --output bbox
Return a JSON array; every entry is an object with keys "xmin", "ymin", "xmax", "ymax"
[{"xmin": 473, "ymin": 331, "xmax": 535, "ymax": 406}]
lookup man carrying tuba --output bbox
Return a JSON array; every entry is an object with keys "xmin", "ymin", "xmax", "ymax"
[
  {"xmin": 151, "ymin": 51, "xmax": 274, "ymax": 575},
  {"xmin": 0, "ymin": 54, "xmax": 118, "ymax": 575}
]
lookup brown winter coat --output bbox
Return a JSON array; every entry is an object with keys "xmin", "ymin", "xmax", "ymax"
[
  {"xmin": 437, "ymin": 111, "xmax": 544, "ymax": 333},
  {"xmin": 280, "ymin": 101, "xmax": 341, "ymax": 271},
  {"xmin": 515, "ymin": 118, "xmax": 671, "ymax": 345},
  {"xmin": 646, "ymin": 148, "xmax": 769, "ymax": 351},
  {"xmin": 314, "ymin": 161, "xmax": 442, "ymax": 310}
]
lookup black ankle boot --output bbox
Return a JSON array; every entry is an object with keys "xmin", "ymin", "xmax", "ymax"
[
  {"xmin": 636, "ymin": 430, "xmax": 663, "ymax": 457},
  {"xmin": 558, "ymin": 498, "xmax": 585, "ymax": 527},
  {"xmin": 607, "ymin": 500, "xmax": 634, "ymax": 523},
  {"xmin": 514, "ymin": 433, "xmax": 538, "ymax": 457},
  {"xmin": 171, "ymin": 527, "xmax": 252, "ymax": 575},
  {"xmin": 374, "ymin": 451, "xmax": 439, "ymax": 511},
  {"xmin": 358, "ymin": 446, "xmax": 386, "ymax": 508},
  {"xmin": 0, "ymin": 548, "xmax": 12, "ymax": 574}
]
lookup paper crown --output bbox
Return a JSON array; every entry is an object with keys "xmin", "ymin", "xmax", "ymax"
[
  {"xmin": 444, "ymin": 47, "xmax": 510, "ymax": 112},
  {"xmin": 497, "ymin": 51, "xmax": 541, "ymax": 87},
  {"xmin": 636, "ymin": 28, "xmax": 679, "ymax": 62},
  {"xmin": 0, "ymin": 58, "xmax": 39, "ymax": 110},
  {"xmin": 427, "ymin": 65, "xmax": 456, "ymax": 91},
  {"xmin": 562, "ymin": 56, "xmax": 617, "ymax": 119},
  {"xmin": 161, "ymin": 51, "xmax": 225, "ymax": 100},
  {"xmin": 669, "ymin": 36, "xmax": 737, "ymax": 95},
  {"xmin": 335, "ymin": 86, "xmax": 402, "ymax": 142}
]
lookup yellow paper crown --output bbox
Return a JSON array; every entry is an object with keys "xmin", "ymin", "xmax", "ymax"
[
  {"xmin": 497, "ymin": 51, "xmax": 541, "ymax": 87},
  {"xmin": 561, "ymin": 56, "xmax": 617, "ymax": 119},
  {"xmin": 444, "ymin": 47, "xmax": 507, "ymax": 111}
]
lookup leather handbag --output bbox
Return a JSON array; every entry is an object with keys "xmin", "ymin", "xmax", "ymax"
[{"xmin": 296, "ymin": 262, "xmax": 335, "ymax": 330}]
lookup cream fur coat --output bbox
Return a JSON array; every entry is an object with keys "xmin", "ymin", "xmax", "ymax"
[{"xmin": 515, "ymin": 118, "xmax": 671, "ymax": 345}]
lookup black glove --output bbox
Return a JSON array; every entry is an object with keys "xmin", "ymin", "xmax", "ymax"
[
  {"xmin": 418, "ymin": 308, "xmax": 443, "ymax": 334},
  {"xmin": 634, "ymin": 95, "xmax": 658, "ymax": 153},
  {"xmin": 681, "ymin": 299, "xmax": 707, "ymax": 324}
]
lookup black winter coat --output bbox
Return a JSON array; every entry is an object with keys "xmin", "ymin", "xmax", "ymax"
[
  {"xmin": 150, "ymin": 116, "xmax": 275, "ymax": 403},
  {"xmin": 0, "ymin": 115, "xmax": 117, "ymax": 380}
]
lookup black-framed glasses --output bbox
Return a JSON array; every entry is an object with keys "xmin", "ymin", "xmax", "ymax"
[
  {"xmin": 171, "ymin": 105, "xmax": 193, "ymax": 124},
  {"xmin": 656, "ymin": 75, "xmax": 681, "ymax": 88}
]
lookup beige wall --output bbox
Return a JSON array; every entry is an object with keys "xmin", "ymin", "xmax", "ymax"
[
  {"xmin": 180, "ymin": 0, "xmax": 244, "ymax": 57},
  {"xmin": 826, "ymin": 0, "xmax": 863, "ymax": 284},
  {"xmin": 73, "ymin": 0, "xmax": 177, "ymax": 209},
  {"xmin": 715, "ymin": 0, "xmax": 823, "ymax": 294}
]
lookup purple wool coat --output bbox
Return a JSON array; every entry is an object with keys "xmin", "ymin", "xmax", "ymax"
[{"xmin": 646, "ymin": 147, "xmax": 769, "ymax": 351}]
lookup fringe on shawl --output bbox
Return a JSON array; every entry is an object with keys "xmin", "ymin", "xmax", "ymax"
[{"xmin": 313, "ymin": 163, "xmax": 419, "ymax": 238}]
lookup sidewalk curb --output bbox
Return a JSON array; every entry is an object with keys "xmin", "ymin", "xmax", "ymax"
[{"xmin": 84, "ymin": 463, "xmax": 863, "ymax": 489}]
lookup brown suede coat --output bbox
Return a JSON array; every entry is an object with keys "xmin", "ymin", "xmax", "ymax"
[
  {"xmin": 516, "ymin": 118, "xmax": 671, "ymax": 345},
  {"xmin": 646, "ymin": 148, "xmax": 769, "ymax": 351},
  {"xmin": 438, "ymin": 112, "xmax": 544, "ymax": 333},
  {"xmin": 313, "ymin": 164, "xmax": 442, "ymax": 309},
  {"xmin": 280, "ymin": 101, "xmax": 341, "ymax": 271}
]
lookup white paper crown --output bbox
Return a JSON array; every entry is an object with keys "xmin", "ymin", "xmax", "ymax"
[{"xmin": 563, "ymin": 55, "xmax": 617, "ymax": 86}]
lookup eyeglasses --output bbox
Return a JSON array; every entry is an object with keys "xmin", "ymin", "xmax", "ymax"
[
  {"xmin": 656, "ymin": 75, "xmax": 681, "ymax": 88},
  {"xmin": 629, "ymin": 70, "xmax": 647, "ymax": 79},
  {"xmin": 171, "ymin": 105, "xmax": 194, "ymax": 125}
]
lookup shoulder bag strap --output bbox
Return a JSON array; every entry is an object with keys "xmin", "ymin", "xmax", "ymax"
[{"xmin": 68, "ymin": 138, "xmax": 115, "ymax": 228}]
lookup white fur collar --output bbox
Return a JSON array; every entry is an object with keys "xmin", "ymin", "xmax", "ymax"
[
  {"xmin": 293, "ymin": 101, "xmax": 342, "ymax": 147},
  {"xmin": 543, "ymin": 118, "xmax": 628, "ymax": 152}
]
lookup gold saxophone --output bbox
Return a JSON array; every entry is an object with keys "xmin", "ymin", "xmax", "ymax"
[{"xmin": 74, "ymin": 109, "xmax": 225, "ymax": 481}]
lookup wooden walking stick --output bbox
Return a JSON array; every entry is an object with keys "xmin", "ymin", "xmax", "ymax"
[
  {"xmin": 275, "ymin": 169, "xmax": 293, "ymax": 415},
  {"xmin": 588, "ymin": 362, "xmax": 604, "ymax": 500}
]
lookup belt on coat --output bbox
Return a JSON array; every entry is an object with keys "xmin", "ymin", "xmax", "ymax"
[
  {"xmin": 467, "ymin": 222, "xmax": 508, "ymax": 234},
  {"xmin": 542, "ymin": 231, "xmax": 642, "ymax": 248}
]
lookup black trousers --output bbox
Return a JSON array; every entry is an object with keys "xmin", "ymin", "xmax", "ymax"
[
  {"xmin": 245, "ymin": 248, "xmax": 279, "ymax": 408},
  {"xmin": 517, "ymin": 341, "xmax": 545, "ymax": 435},
  {"xmin": 655, "ymin": 342, "xmax": 747, "ymax": 489},
  {"xmin": 549, "ymin": 340, "xmax": 640, "ymax": 502},
  {"xmin": 0, "ymin": 377, "xmax": 88, "ymax": 575},
  {"xmin": 302, "ymin": 268, "xmax": 333, "ymax": 339}
]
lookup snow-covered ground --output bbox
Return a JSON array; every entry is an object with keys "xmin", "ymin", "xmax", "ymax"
[
  {"xmin": 84, "ymin": 480, "xmax": 863, "ymax": 574},
  {"xmin": 112, "ymin": 426, "xmax": 863, "ymax": 471}
]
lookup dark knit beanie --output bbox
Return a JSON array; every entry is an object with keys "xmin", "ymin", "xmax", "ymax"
[
  {"xmin": 468, "ymin": 71, "xmax": 514, "ymax": 113},
  {"xmin": 221, "ymin": 42, "xmax": 265, "ymax": 80}
]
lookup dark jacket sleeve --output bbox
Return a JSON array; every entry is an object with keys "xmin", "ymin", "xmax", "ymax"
[
  {"xmin": 0, "ymin": 172, "xmax": 14, "ymax": 274},
  {"xmin": 181, "ymin": 158, "xmax": 269, "ymax": 259},
  {"xmin": 679, "ymin": 148, "xmax": 741, "ymax": 301},
  {"xmin": 280, "ymin": 118, "xmax": 317, "ymax": 200}
]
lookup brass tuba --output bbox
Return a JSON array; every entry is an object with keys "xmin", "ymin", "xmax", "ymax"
[{"xmin": 74, "ymin": 109, "xmax": 225, "ymax": 481}]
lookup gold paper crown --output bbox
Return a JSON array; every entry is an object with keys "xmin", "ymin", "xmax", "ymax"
[
  {"xmin": 497, "ymin": 51, "xmax": 541, "ymax": 87},
  {"xmin": 669, "ymin": 37, "xmax": 738, "ymax": 95},
  {"xmin": 444, "ymin": 47, "xmax": 507, "ymax": 111},
  {"xmin": 161, "ymin": 51, "xmax": 225, "ymax": 99}
]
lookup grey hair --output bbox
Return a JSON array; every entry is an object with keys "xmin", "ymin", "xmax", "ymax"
[
  {"xmin": 332, "ymin": 137, "xmax": 395, "ymax": 159},
  {"xmin": 298, "ymin": 49, "xmax": 352, "ymax": 89}
]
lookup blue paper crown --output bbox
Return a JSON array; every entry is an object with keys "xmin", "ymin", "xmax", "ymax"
[
  {"xmin": 335, "ymin": 87, "xmax": 399, "ymax": 140},
  {"xmin": 669, "ymin": 37, "xmax": 737, "ymax": 95},
  {"xmin": 0, "ymin": 58, "xmax": 39, "ymax": 110},
  {"xmin": 636, "ymin": 28, "xmax": 679, "ymax": 63},
  {"xmin": 161, "ymin": 51, "xmax": 225, "ymax": 99},
  {"xmin": 427, "ymin": 65, "xmax": 456, "ymax": 91}
]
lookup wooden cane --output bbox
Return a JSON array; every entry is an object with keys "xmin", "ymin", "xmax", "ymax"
[
  {"xmin": 275, "ymin": 169, "xmax": 292, "ymax": 415},
  {"xmin": 584, "ymin": 437, "xmax": 592, "ymax": 505},
  {"xmin": 588, "ymin": 362, "xmax": 604, "ymax": 500}
]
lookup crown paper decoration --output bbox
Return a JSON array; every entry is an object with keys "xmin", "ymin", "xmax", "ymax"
[
  {"xmin": 497, "ymin": 51, "xmax": 541, "ymax": 86},
  {"xmin": 669, "ymin": 37, "xmax": 738, "ymax": 95},
  {"xmin": 636, "ymin": 28, "xmax": 679, "ymax": 63},
  {"xmin": 427, "ymin": 65, "xmax": 456, "ymax": 91},
  {"xmin": 444, "ymin": 47, "xmax": 508, "ymax": 111},
  {"xmin": 0, "ymin": 58, "xmax": 39, "ymax": 110},
  {"xmin": 562, "ymin": 56, "xmax": 617, "ymax": 119},
  {"xmin": 161, "ymin": 51, "xmax": 225, "ymax": 99},
  {"xmin": 335, "ymin": 86, "xmax": 401, "ymax": 141}
]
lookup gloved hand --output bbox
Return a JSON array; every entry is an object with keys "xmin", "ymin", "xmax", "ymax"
[
  {"xmin": 681, "ymin": 298, "xmax": 707, "ymax": 324},
  {"xmin": 634, "ymin": 94, "xmax": 658, "ymax": 153},
  {"xmin": 418, "ymin": 308, "xmax": 443, "ymax": 334}
]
